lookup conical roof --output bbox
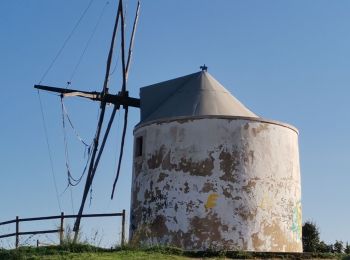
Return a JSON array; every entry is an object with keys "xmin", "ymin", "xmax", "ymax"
[{"xmin": 139, "ymin": 71, "xmax": 258, "ymax": 123}]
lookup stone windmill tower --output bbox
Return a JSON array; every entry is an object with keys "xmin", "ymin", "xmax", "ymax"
[
  {"xmin": 32, "ymin": 0, "xmax": 301, "ymax": 250},
  {"xmin": 129, "ymin": 69, "xmax": 302, "ymax": 252}
]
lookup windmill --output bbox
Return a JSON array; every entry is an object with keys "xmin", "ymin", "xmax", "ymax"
[
  {"xmin": 33, "ymin": 0, "xmax": 302, "ymax": 252},
  {"xmin": 34, "ymin": 0, "xmax": 140, "ymax": 242}
]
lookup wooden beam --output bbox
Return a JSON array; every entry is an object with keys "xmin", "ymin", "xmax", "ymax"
[
  {"xmin": 34, "ymin": 85, "xmax": 140, "ymax": 108},
  {"xmin": 15, "ymin": 216, "xmax": 19, "ymax": 248},
  {"xmin": 121, "ymin": 209, "xmax": 126, "ymax": 247}
]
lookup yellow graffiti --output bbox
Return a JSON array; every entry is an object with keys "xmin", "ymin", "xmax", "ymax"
[
  {"xmin": 258, "ymin": 194, "xmax": 273, "ymax": 210},
  {"xmin": 205, "ymin": 193, "xmax": 219, "ymax": 210}
]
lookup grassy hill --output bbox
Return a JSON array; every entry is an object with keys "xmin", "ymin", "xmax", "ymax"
[{"xmin": 1, "ymin": 244, "xmax": 350, "ymax": 260}]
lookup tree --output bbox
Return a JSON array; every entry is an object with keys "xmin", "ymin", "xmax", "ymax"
[
  {"xmin": 334, "ymin": 240, "xmax": 344, "ymax": 253},
  {"xmin": 345, "ymin": 242, "xmax": 350, "ymax": 254},
  {"xmin": 302, "ymin": 221, "xmax": 320, "ymax": 252},
  {"xmin": 317, "ymin": 241, "xmax": 333, "ymax": 253}
]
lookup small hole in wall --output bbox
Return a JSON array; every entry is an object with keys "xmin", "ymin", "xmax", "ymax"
[{"xmin": 135, "ymin": 136, "xmax": 143, "ymax": 157}]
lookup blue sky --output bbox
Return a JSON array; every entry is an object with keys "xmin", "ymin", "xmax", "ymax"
[{"xmin": 1, "ymin": 0, "xmax": 349, "ymax": 247}]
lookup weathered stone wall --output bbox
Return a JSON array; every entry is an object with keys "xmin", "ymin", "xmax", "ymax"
[{"xmin": 129, "ymin": 116, "xmax": 302, "ymax": 252}]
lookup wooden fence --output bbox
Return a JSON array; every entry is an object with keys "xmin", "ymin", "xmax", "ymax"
[{"xmin": 0, "ymin": 210, "xmax": 126, "ymax": 249}]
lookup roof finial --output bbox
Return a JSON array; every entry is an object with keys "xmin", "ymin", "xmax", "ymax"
[{"xmin": 200, "ymin": 64, "xmax": 208, "ymax": 71}]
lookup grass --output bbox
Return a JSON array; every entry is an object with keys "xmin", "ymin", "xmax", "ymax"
[
  {"xmin": 0, "ymin": 245, "xmax": 190, "ymax": 260},
  {"xmin": 1, "ymin": 244, "xmax": 350, "ymax": 260}
]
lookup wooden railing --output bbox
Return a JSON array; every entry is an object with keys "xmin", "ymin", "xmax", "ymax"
[{"xmin": 0, "ymin": 210, "xmax": 126, "ymax": 249}]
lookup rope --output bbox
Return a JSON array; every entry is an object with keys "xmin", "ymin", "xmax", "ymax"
[
  {"xmin": 108, "ymin": 49, "xmax": 120, "ymax": 76},
  {"xmin": 69, "ymin": 186, "xmax": 75, "ymax": 214},
  {"xmin": 61, "ymin": 98, "xmax": 89, "ymax": 147},
  {"xmin": 60, "ymin": 96, "xmax": 72, "ymax": 179},
  {"xmin": 37, "ymin": 91, "xmax": 62, "ymax": 212},
  {"xmin": 39, "ymin": 0, "xmax": 95, "ymax": 84},
  {"xmin": 68, "ymin": 1, "xmax": 110, "ymax": 84},
  {"xmin": 60, "ymin": 97, "xmax": 92, "ymax": 188},
  {"xmin": 21, "ymin": 234, "xmax": 36, "ymax": 246},
  {"xmin": 44, "ymin": 233, "xmax": 57, "ymax": 245}
]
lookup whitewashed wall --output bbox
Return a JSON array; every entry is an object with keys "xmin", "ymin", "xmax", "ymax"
[{"xmin": 129, "ymin": 116, "xmax": 302, "ymax": 252}]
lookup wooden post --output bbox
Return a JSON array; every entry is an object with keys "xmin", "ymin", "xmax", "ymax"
[
  {"xmin": 37, "ymin": 239, "xmax": 39, "ymax": 247},
  {"xmin": 60, "ymin": 212, "xmax": 64, "ymax": 245},
  {"xmin": 121, "ymin": 210, "xmax": 125, "ymax": 247},
  {"xmin": 15, "ymin": 216, "xmax": 19, "ymax": 249}
]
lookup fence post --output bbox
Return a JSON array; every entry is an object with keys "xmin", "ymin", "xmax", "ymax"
[
  {"xmin": 15, "ymin": 216, "xmax": 19, "ymax": 249},
  {"xmin": 121, "ymin": 209, "xmax": 125, "ymax": 247},
  {"xmin": 60, "ymin": 212, "xmax": 64, "ymax": 245}
]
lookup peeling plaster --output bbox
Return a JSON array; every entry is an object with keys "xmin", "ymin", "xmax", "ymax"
[{"xmin": 130, "ymin": 117, "xmax": 302, "ymax": 252}]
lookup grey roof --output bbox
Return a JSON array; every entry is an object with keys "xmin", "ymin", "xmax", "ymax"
[{"xmin": 139, "ymin": 71, "xmax": 258, "ymax": 123}]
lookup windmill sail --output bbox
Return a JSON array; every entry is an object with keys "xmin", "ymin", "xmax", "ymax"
[{"xmin": 34, "ymin": 0, "xmax": 141, "ymax": 242}]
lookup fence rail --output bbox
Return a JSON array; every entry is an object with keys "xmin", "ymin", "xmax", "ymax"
[{"xmin": 0, "ymin": 210, "xmax": 126, "ymax": 248}]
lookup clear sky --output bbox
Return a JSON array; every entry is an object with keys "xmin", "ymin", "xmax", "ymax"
[{"xmin": 0, "ymin": 0, "xmax": 349, "ymax": 248}]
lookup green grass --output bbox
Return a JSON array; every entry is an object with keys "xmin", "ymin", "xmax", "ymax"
[
  {"xmin": 0, "ymin": 251, "xmax": 191, "ymax": 260},
  {"xmin": 0, "ymin": 245, "xmax": 191, "ymax": 260},
  {"xmin": 1, "ymin": 244, "xmax": 350, "ymax": 260}
]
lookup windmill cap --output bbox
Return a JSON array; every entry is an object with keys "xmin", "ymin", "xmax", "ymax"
[{"xmin": 139, "ymin": 71, "xmax": 258, "ymax": 123}]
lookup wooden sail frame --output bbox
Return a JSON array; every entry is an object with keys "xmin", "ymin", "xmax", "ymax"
[{"xmin": 34, "ymin": 0, "xmax": 140, "ymax": 242}]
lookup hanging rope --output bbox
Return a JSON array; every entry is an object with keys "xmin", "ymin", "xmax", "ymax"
[
  {"xmin": 22, "ymin": 234, "xmax": 36, "ymax": 246},
  {"xmin": 69, "ymin": 186, "xmax": 75, "ymax": 214},
  {"xmin": 108, "ymin": 49, "xmax": 120, "ymax": 76},
  {"xmin": 37, "ymin": 91, "xmax": 62, "ymax": 212},
  {"xmin": 39, "ymin": 0, "xmax": 95, "ymax": 84},
  {"xmin": 61, "ymin": 98, "xmax": 90, "ymax": 147},
  {"xmin": 60, "ymin": 96, "xmax": 92, "ymax": 188}
]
